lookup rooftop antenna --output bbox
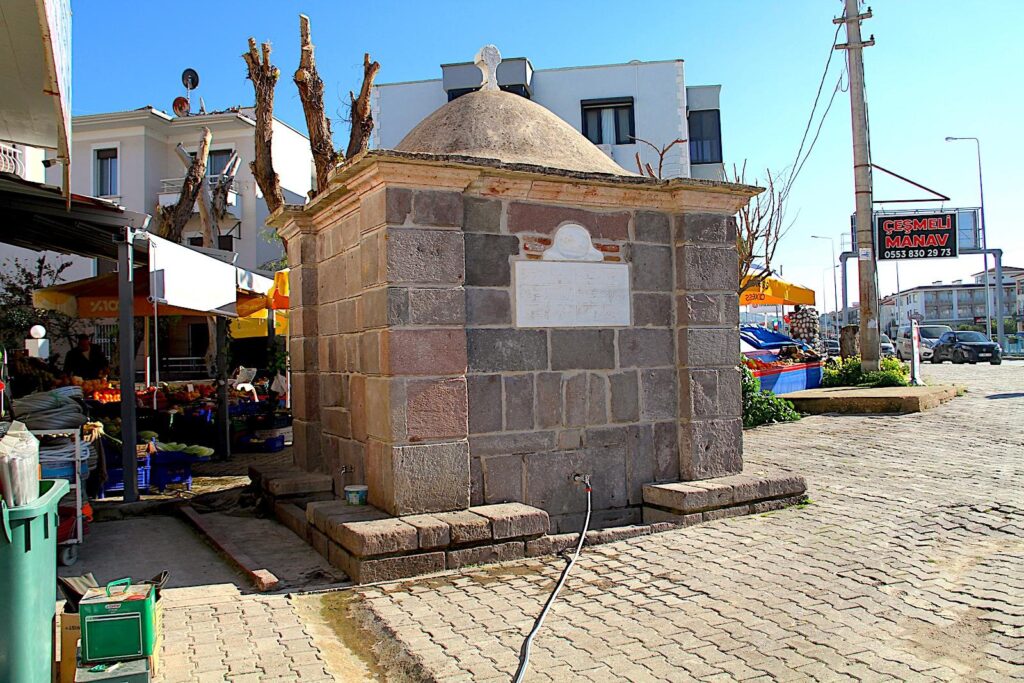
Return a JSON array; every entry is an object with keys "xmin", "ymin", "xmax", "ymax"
[{"xmin": 174, "ymin": 68, "xmax": 200, "ymax": 117}]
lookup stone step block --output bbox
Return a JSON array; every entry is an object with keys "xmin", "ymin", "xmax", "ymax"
[
  {"xmin": 402, "ymin": 514, "xmax": 451, "ymax": 549},
  {"xmin": 307, "ymin": 500, "xmax": 388, "ymax": 531},
  {"xmin": 446, "ymin": 541, "xmax": 525, "ymax": 570},
  {"xmin": 470, "ymin": 503, "xmax": 549, "ymax": 540},
  {"xmin": 643, "ymin": 472, "xmax": 806, "ymax": 514},
  {"xmin": 336, "ymin": 517, "xmax": 419, "ymax": 557},
  {"xmin": 433, "ymin": 510, "xmax": 492, "ymax": 545},
  {"xmin": 263, "ymin": 470, "xmax": 334, "ymax": 497},
  {"xmin": 327, "ymin": 541, "xmax": 445, "ymax": 584},
  {"xmin": 273, "ymin": 502, "xmax": 309, "ymax": 541}
]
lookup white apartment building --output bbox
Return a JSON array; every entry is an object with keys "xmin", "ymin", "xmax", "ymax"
[
  {"xmin": 879, "ymin": 267, "xmax": 1022, "ymax": 337},
  {"xmin": 372, "ymin": 56, "xmax": 725, "ymax": 181},
  {"xmin": 44, "ymin": 106, "xmax": 312, "ymax": 272}
]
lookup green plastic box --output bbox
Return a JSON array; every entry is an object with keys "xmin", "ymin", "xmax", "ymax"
[{"xmin": 79, "ymin": 579, "xmax": 157, "ymax": 664}]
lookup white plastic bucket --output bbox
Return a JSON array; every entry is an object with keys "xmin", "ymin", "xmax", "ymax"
[{"xmin": 344, "ymin": 485, "xmax": 368, "ymax": 506}]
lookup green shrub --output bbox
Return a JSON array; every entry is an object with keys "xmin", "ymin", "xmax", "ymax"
[
  {"xmin": 741, "ymin": 363, "xmax": 801, "ymax": 428},
  {"xmin": 822, "ymin": 354, "xmax": 909, "ymax": 388}
]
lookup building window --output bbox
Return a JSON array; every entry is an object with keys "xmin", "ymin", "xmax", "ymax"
[
  {"xmin": 580, "ymin": 97, "xmax": 635, "ymax": 146},
  {"xmin": 688, "ymin": 110, "xmax": 722, "ymax": 164},
  {"xmin": 95, "ymin": 148, "xmax": 118, "ymax": 196},
  {"xmin": 207, "ymin": 149, "xmax": 233, "ymax": 176},
  {"xmin": 190, "ymin": 149, "xmax": 233, "ymax": 176},
  {"xmin": 188, "ymin": 235, "xmax": 234, "ymax": 251}
]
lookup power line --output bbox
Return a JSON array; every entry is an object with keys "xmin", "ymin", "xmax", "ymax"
[
  {"xmin": 786, "ymin": 22, "xmax": 843, "ymax": 195},
  {"xmin": 790, "ymin": 68, "xmax": 847, "ymax": 187}
]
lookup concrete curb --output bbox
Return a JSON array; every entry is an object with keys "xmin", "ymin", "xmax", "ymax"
[{"xmin": 177, "ymin": 504, "xmax": 280, "ymax": 592}]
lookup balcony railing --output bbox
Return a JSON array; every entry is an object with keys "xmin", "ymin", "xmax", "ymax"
[
  {"xmin": 158, "ymin": 175, "xmax": 240, "ymax": 217},
  {"xmin": 160, "ymin": 175, "xmax": 232, "ymax": 194},
  {"xmin": 0, "ymin": 143, "xmax": 25, "ymax": 177}
]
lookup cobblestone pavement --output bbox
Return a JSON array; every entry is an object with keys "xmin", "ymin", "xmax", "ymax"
[
  {"xmin": 156, "ymin": 585, "xmax": 336, "ymax": 683},
  {"xmin": 348, "ymin": 363, "xmax": 1024, "ymax": 682}
]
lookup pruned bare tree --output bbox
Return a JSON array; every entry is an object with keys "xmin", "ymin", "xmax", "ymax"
[
  {"xmin": 294, "ymin": 15, "xmax": 338, "ymax": 195},
  {"xmin": 733, "ymin": 161, "xmax": 787, "ymax": 295},
  {"xmin": 243, "ymin": 38, "xmax": 285, "ymax": 214},
  {"xmin": 346, "ymin": 53, "xmax": 381, "ymax": 159},
  {"xmin": 156, "ymin": 128, "xmax": 211, "ymax": 242},
  {"xmin": 632, "ymin": 137, "xmax": 687, "ymax": 179},
  {"xmin": 245, "ymin": 19, "xmax": 381, "ymax": 216}
]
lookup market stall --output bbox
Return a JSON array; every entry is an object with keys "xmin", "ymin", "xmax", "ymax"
[{"xmin": 741, "ymin": 325, "xmax": 823, "ymax": 395}]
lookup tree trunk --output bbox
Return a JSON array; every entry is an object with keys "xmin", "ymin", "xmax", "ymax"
[
  {"xmin": 211, "ymin": 153, "xmax": 240, "ymax": 222},
  {"xmin": 243, "ymin": 38, "xmax": 285, "ymax": 214},
  {"xmin": 294, "ymin": 14, "xmax": 338, "ymax": 195},
  {"xmin": 157, "ymin": 127, "xmax": 211, "ymax": 242},
  {"xmin": 345, "ymin": 53, "xmax": 381, "ymax": 159}
]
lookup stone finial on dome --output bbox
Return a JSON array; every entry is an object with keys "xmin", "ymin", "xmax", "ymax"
[{"xmin": 474, "ymin": 45, "xmax": 501, "ymax": 91}]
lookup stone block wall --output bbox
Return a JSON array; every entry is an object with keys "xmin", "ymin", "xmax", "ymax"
[
  {"xmin": 279, "ymin": 158, "xmax": 746, "ymax": 528},
  {"xmin": 464, "ymin": 200, "xmax": 686, "ymax": 531}
]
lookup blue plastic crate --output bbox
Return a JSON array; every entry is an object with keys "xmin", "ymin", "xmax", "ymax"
[
  {"xmin": 102, "ymin": 460, "xmax": 151, "ymax": 497},
  {"xmin": 151, "ymin": 451, "xmax": 193, "ymax": 493}
]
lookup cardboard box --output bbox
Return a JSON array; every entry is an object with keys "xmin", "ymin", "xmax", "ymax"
[{"xmin": 60, "ymin": 612, "xmax": 81, "ymax": 683}]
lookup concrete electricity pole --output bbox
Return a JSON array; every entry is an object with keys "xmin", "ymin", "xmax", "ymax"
[{"xmin": 836, "ymin": 0, "xmax": 880, "ymax": 371}]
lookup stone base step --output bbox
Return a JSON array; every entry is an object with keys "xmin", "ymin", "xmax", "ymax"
[
  {"xmin": 250, "ymin": 463, "xmax": 334, "ymax": 498},
  {"xmin": 642, "ymin": 472, "xmax": 806, "ymax": 524}
]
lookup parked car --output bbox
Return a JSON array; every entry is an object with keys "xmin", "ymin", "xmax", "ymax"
[
  {"xmin": 897, "ymin": 324, "xmax": 953, "ymax": 361},
  {"xmin": 879, "ymin": 333, "xmax": 896, "ymax": 358},
  {"xmin": 823, "ymin": 339, "xmax": 840, "ymax": 357},
  {"xmin": 930, "ymin": 330, "xmax": 1002, "ymax": 365}
]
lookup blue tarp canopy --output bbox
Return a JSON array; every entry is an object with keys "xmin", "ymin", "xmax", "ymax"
[{"xmin": 740, "ymin": 325, "xmax": 812, "ymax": 352}]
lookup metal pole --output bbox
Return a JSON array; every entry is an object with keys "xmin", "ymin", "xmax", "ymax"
[
  {"xmin": 896, "ymin": 261, "xmax": 902, "ymax": 335},
  {"xmin": 946, "ymin": 137, "xmax": 991, "ymax": 338},
  {"xmin": 215, "ymin": 316, "xmax": 231, "ymax": 461},
  {"xmin": 812, "ymin": 235, "xmax": 842, "ymax": 339},
  {"xmin": 116, "ymin": 228, "xmax": 138, "ymax": 502},
  {"xmin": 840, "ymin": 253, "xmax": 850, "ymax": 326},
  {"xmin": 993, "ymin": 249, "xmax": 1006, "ymax": 348},
  {"xmin": 975, "ymin": 140, "xmax": 992, "ymax": 339},
  {"xmin": 837, "ymin": 0, "xmax": 880, "ymax": 370}
]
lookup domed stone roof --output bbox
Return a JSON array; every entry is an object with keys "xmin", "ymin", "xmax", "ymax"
[{"xmin": 395, "ymin": 90, "xmax": 635, "ymax": 177}]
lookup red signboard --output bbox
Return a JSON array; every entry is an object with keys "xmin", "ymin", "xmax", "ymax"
[{"xmin": 875, "ymin": 212, "xmax": 958, "ymax": 261}]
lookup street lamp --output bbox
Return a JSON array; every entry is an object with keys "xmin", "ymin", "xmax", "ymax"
[
  {"xmin": 945, "ymin": 136, "xmax": 994, "ymax": 342},
  {"xmin": 811, "ymin": 235, "xmax": 841, "ymax": 338}
]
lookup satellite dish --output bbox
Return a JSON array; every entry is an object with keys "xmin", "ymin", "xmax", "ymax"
[
  {"xmin": 172, "ymin": 96, "xmax": 190, "ymax": 117},
  {"xmin": 181, "ymin": 68, "xmax": 200, "ymax": 90}
]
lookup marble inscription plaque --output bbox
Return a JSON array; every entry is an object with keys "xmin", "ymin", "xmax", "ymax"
[{"xmin": 513, "ymin": 260, "xmax": 631, "ymax": 327}]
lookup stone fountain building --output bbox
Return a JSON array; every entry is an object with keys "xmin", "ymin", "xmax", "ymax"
[{"xmin": 260, "ymin": 49, "xmax": 805, "ymax": 583}]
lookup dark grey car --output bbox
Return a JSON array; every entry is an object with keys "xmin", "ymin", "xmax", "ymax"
[{"xmin": 930, "ymin": 331, "xmax": 1002, "ymax": 365}]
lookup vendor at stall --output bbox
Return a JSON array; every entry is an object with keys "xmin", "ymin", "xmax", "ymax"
[{"xmin": 63, "ymin": 334, "xmax": 109, "ymax": 380}]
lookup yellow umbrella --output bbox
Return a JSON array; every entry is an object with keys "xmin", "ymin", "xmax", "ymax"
[
  {"xmin": 231, "ymin": 308, "xmax": 289, "ymax": 339},
  {"xmin": 236, "ymin": 269, "xmax": 290, "ymax": 318},
  {"xmin": 740, "ymin": 276, "xmax": 816, "ymax": 307}
]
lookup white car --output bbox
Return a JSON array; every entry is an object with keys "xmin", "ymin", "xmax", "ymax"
[{"xmin": 896, "ymin": 324, "xmax": 953, "ymax": 361}]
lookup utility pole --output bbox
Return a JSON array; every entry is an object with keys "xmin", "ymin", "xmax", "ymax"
[{"xmin": 836, "ymin": 0, "xmax": 879, "ymax": 370}]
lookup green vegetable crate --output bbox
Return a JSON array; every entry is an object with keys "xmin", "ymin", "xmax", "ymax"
[{"xmin": 79, "ymin": 579, "xmax": 157, "ymax": 664}]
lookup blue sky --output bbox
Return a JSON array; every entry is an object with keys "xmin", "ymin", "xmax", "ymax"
[{"xmin": 70, "ymin": 1, "xmax": 1023, "ymax": 311}]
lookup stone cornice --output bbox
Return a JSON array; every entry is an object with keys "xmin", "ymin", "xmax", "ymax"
[{"xmin": 268, "ymin": 150, "xmax": 762, "ymax": 232}]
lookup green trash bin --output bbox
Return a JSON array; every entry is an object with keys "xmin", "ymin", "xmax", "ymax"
[{"xmin": 0, "ymin": 479, "xmax": 70, "ymax": 683}]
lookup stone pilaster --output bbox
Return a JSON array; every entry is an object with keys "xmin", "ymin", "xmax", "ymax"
[
  {"xmin": 361, "ymin": 188, "xmax": 471, "ymax": 516},
  {"xmin": 280, "ymin": 217, "xmax": 323, "ymax": 472},
  {"xmin": 673, "ymin": 212, "xmax": 743, "ymax": 480}
]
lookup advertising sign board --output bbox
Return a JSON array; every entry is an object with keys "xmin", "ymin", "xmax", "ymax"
[{"xmin": 875, "ymin": 212, "xmax": 958, "ymax": 261}]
